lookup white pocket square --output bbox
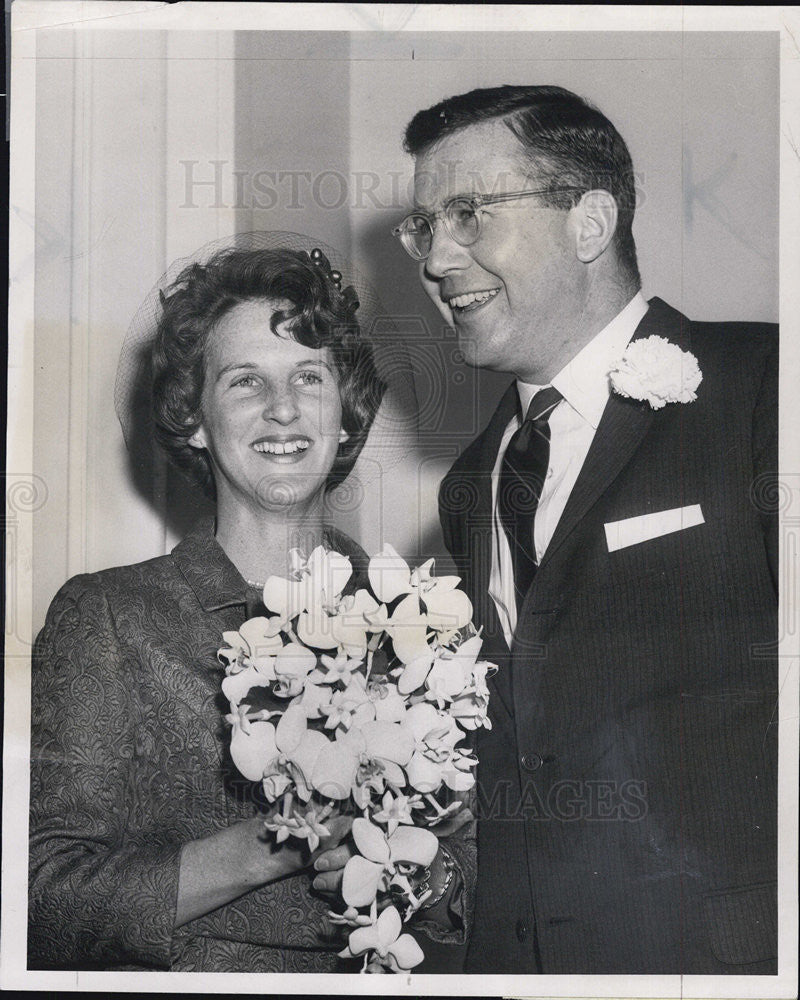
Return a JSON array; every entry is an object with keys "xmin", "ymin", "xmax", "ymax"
[{"xmin": 604, "ymin": 504, "xmax": 705, "ymax": 552}]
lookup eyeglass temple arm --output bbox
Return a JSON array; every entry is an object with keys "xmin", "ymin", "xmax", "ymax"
[{"xmin": 473, "ymin": 186, "xmax": 583, "ymax": 207}]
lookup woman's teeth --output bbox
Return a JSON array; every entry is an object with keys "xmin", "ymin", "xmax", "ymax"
[
  {"xmin": 448, "ymin": 288, "xmax": 499, "ymax": 310},
  {"xmin": 253, "ymin": 439, "xmax": 310, "ymax": 455}
]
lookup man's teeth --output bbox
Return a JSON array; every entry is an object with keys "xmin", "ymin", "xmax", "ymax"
[
  {"xmin": 448, "ymin": 289, "xmax": 500, "ymax": 309},
  {"xmin": 253, "ymin": 439, "xmax": 310, "ymax": 455}
]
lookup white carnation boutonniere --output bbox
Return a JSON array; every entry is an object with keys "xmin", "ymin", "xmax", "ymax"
[{"xmin": 608, "ymin": 335, "xmax": 703, "ymax": 410}]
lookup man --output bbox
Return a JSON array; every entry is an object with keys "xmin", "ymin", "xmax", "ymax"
[{"xmin": 394, "ymin": 85, "xmax": 778, "ymax": 974}]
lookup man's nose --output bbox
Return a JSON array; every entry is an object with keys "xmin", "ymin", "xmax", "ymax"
[
  {"xmin": 263, "ymin": 386, "xmax": 300, "ymax": 424},
  {"xmin": 424, "ymin": 219, "xmax": 471, "ymax": 279}
]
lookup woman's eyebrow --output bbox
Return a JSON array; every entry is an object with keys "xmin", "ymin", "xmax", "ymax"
[
  {"xmin": 215, "ymin": 361, "xmax": 258, "ymax": 382},
  {"xmin": 294, "ymin": 359, "xmax": 333, "ymax": 371}
]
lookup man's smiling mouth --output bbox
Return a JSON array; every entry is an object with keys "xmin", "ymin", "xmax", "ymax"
[{"xmin": 446, "ymin": 288, "xmax": 500, "ymax": 311}]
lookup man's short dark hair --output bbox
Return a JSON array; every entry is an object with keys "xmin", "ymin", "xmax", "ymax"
[
  {"xmin": 151, "ymin": 247, "xmax": 385, "ymax": 499},
  {"xmin": 404, "ymin": 84, "xmax": 639, "ymax": 284}
]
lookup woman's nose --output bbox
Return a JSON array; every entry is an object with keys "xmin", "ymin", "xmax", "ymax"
[
  {"xmin": 424, "ymin": 219, "xmax": 471, "ymax": 279},
  {"xmin": 263, "ymin": 387, "xmax": 300, "ymax": 424}
]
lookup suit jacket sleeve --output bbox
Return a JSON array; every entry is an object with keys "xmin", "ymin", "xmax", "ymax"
[
  {"xmin": 29, "ymin": 576, "xmax": 182, "ymax": 969},
  {"xmin": 752, "ymin": 329, "xmax": 779, "ymax": 592}
]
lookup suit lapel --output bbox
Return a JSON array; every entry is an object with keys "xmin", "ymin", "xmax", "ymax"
[
  {"xmin": 464, "ymin": 383, "xmax": 517, "ymax": 715},
  {"xmin": 538, "ymin": 297, "xmax": 688, "ymax": 571}
]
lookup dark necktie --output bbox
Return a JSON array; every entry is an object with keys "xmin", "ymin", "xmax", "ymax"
[{"xmin": 498, "ymin": 385, "xmax": 562, "ymax": 609}]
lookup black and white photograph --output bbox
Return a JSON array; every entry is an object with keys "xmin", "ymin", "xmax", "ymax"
[{"xmin": 3, "ymin": 3, "xmax": 798, "ymax": 995}]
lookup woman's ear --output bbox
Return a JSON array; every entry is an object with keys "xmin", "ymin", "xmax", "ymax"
[
  {"xmin": 573, "ymin": 189, "xmax": 618, "ymax": 263},
  {"xmin": 188, "ymin": 426, "xmax": 208, "ymax": 450}
]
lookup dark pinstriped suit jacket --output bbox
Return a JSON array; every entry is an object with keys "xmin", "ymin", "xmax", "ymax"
[{"xmin": 439, "ymin": 298, "xmax": 778, "ymax": 974}]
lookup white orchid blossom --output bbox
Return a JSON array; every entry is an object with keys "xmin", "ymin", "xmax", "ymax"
[
  {"xmin": 219, "ymin": 617, "xmax": 286, "ymax": 704},
  {"xmin": 449, "ymin": 664, "xmax": 494, "ymax": 730},
  {"xmin": 401, "ymin": 702, "xmax": 475, "ymax": 793},
  {"xmin": 272, "ymin": 641, "xmax": 317, "ymax": 698},
  {"xmin": 263, "ymin": 548, "xmax": 381, "ymax": 657},
  {"xmin": 218, "ymin": 616, "xmax": 283, "ymax": 669},
  {"xmin": 290, "ymin": 679, "xmax": 333, "ymax": 720},
  {"xmin": 396, "ymin": 633, "xmax": 484, "ymax": 700},
  {"xmin": 341, "ymin": 818, "xmax": 438, "ymax": 909},
  {"xmin": 263, "ymin": 546, "xmax": 352, "ymax": 625},
  {"xmin": 364, "ymin": 678, "xmax": 407, "ymax": 723},
  {"xmin": 369, "ymin": 543, "xmax": 472, "ymax": 634},
  {"xmin": 424, "ymin": 634, "xmax": 484, "ymax": 707},
  {"xmin": 339, "ymin": 905, "xmax": 424, "ymax": 973},
  {"xmin": 328, "ymin": 589, "xmax": 381, "ymax": 658},
  {"xmin": 261, "ymin": 705, "xmax": 329, "ymax": 802},
  {"xmin": 264, "ymin": 545, "xmax": 353, "ymax": 649},
  {"xmin": 221, "ymin": 661, "xmax": 273, "ymax": 706},
  {"xmin": 311, "ymin": 720, "xmax": 414, "ymax": 805},
  {"xmin": 228, "ymin": 703, "xmax": 326, "ymax": 796},
  {"xmin": 381, "ymin": 594, "xmax": 433, "ymax": 666},
  {"xmin": 227, "ymin": 705, "xmax": 277, "ymax": 782}
]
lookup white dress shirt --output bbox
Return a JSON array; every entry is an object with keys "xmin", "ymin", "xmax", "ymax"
[{"xmin": 489, "ymin": 291, "xmax": 649, "ymax": 647}]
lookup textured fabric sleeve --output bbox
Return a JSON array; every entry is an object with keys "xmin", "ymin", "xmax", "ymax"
[{"xmin": 28, "ymin": 577, "xmax": 182, "ymax": 969}]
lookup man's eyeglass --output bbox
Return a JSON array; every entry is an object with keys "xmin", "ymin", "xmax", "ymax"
[{"xmin": 392, "ymin": 187, "xmax": 583, "ymax": 261}]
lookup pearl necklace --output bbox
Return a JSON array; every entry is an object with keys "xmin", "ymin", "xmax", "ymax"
[{"xmin": 246, "ymin": 579, "xmax": 266, "ymax": 589}]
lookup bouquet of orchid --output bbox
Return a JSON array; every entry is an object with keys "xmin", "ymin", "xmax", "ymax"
[{"xmin": 219, "ymin": 543, "xmax": 494, "ymax": 974}]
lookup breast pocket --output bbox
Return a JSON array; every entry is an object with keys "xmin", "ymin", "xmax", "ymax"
[{"xmin": 703, "ymin": 881, "xmax": 777, "ymax": 966}]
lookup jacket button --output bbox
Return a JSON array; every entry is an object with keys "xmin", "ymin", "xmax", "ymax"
[
  {"xmin": 516, "ymin": 917, "xmax": 529, "ymax": 942},
  {"xmin": 521, "ymin": 752, "xmax": 543, "ymax": 771}
]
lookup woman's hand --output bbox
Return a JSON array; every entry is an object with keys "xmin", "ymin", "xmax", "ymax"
[
  {"xmin": 311, "ymin": 807, "xmax": 473, "ymax": 899},
  {"xmin": 311, "ymin": 825, "xmax": 356, "ymax": 897},
  {"xmin": 175, "ymin": 813, "xmax": 352, "ymax": 927}
]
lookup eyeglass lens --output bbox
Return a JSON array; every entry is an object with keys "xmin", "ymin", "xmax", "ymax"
[{"xmin": 403, "ymin": 199, "xmax": 479, "ymax": 258}]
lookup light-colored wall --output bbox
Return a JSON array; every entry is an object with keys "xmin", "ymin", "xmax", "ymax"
[{"xmin": 30, "ymin": 29, "xmax": 778, "ymax": 633}]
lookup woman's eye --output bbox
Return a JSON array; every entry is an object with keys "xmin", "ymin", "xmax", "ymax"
[
  {"xmin": 295, "ymin": 370, "xmax": 324, "ymax": 386},
  {"xmin": 232, "ymin": 374, "xmax": 260, "ymax": 388}
]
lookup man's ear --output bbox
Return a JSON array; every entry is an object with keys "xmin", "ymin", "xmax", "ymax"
[{"xmin": 573, "ymin": 190, "xmax": 618, "ymax": 263}]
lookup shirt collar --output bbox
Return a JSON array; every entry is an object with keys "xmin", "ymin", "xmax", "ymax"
[{"xmin": 516, "ymin": 291, "xmax": 649, "ymax": 429}]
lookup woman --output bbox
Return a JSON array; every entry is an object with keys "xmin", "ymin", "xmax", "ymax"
[{"xmin": 28, "ymin": 246, "xmax": 384, "ymax": 971}]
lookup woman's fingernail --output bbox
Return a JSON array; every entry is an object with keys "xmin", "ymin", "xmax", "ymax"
[
  {"xmin": 314, "ymin": 858, "xmax": 327, "ymax": 871},
  {"xmin": 312, "ymin": 876, "xmax": 324, "ymax": 889}
]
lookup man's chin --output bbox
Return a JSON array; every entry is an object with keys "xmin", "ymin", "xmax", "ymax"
[{"xmin": 456, "ymin": 331, "xmax": 497, "ymax": 371}]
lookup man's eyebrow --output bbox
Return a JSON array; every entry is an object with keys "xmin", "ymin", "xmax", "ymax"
[{"xmin": 413, "ymin": 191, "xmax": 473, "ymax": 210}]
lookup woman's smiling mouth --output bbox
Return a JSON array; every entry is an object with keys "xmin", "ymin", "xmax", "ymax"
[{"xmin": 252, "ymin": 436, "xmax": 311, "ymax": 457}]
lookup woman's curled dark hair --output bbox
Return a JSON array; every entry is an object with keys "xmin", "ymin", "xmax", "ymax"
[{"xmin": 151, "ymin": 246, "xmax": 385, "ymax": 498}]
